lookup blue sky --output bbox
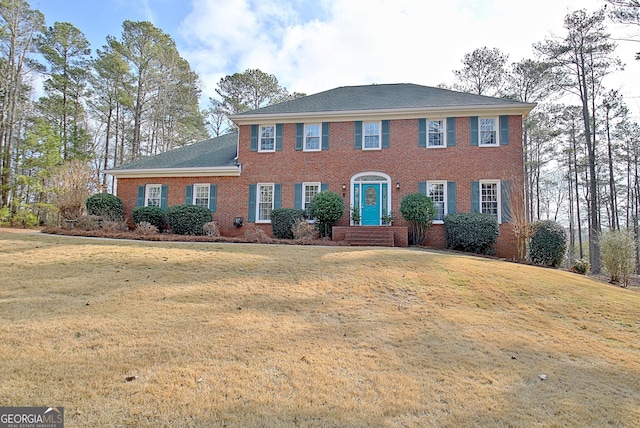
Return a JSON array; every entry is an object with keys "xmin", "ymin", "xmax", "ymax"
[{"xmin": 32, "ymin": 0, "xmax": 640, "ymax": 115}]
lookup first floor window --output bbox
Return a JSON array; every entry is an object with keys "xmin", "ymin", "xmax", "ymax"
[
  {"xmin": 146, "ymin": 184, "xmax": 161, "ymax": 207},
  {"xmin": 258, "ymin": 184, "xmax": 274, "ymax": 222},
  {"xmin": 259, "ymin": 125, "xmax": 275, "ymax": 151},
  {"xmin": 427, "ymin": 181, "xmax": 446, "ymax": 222},
  {"xmin": 303, "ymin": 182, "xmax": 320, "ymax": 213},
  {"xmin": 480, "ymin": 117, "xmax": 498, "ymax": 146},
  {"xmin": 481, "ymin": 180, "xmax": 499, "ymax": 218},
  {"xmin": 194, "ymin": 184, "xmax": 210, "ymax": 207},
  {"xmin": 363, "ymin": 122, "xmax": 380, "ymax": 149},
  {"xmin": 304, "ymin": 124, "xmax": 321, "ymax": 151},
  {"xmin": 428, "ymin": 120, "xmax": 445, "ymax": 147}
]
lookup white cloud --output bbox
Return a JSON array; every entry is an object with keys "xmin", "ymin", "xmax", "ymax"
[{"xmin": 179, "ymin": 0, "xmax": 640, "ymax": 116}]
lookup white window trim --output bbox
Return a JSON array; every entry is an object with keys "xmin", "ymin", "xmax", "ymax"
[
  {"xmin": 193, "ymin": 183, "xmax": 210, "ymax": 207},
  {"xmin": 479, "ymin": 179, "xmax": 501, "ymax": 223},
  {"xmin": 426, "ymin": 180, "xmax": 447, "ymax": 224},
  {"xmin": 427, "ymin": 119, "xmax": 447, "ymax": 149},
  {"xmin": 302, "ymin": 182, "xmax": 321, "ymax": 222},
  {"xmin": 258, "ymin": 124, "xmax": 276, "ymax": 153},
  {"xmin": 362, "ymin": 121, "xmax": 381, "ymax": 151},
  {"xmin": 303, "ymin": 124, "xmax": 322, "ymax": 152},
  {"xmin": 145, "ymin": 184, "xmax": 161, "ymax": 207},
  {"xmin": 256, "ymin": 183, "xmax": 275, "ymax": 223},
  {"xmin": 479, "ymin": 117, "xmax": 499, "ymax": 147}
]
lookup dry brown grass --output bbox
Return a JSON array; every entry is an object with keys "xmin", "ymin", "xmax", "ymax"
[{"xmin": 1, "ymin": 228, "xmax": 639, "ymax": 427}]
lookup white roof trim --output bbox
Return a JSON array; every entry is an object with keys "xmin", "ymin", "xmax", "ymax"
[
  {"xmin": 230, "ymin": 103, "xmax": 537, "ymax": 124},
  {"xmin": 106, "ymin": 165, "xmax": 241, "ymax": 178}
]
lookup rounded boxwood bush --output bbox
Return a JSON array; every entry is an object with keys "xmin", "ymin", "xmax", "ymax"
[
  {"xmin": 132, "ymin": 206, "xmax": 167, "ymax": 232},
  {"xmin": 167, "ymin": 204, "xmax": 212, "ymax": 235},
  {"xmin": 271, "ymin": 208, "xmax": 305, "ymax": 239},
  {"xmin": 86, "ymin": 193, "xmax": 123, "ymax": 221},
  {"xmin": 400, "ymin": 193, "xmax": 436, "ymax": 245},
  {"xmin": 528, "ymin": 220, "xmax": 566, "ymax": 267},
  {"xmin": 308, "ymin": 191, "xmax": 344, "ymax": 238},
  {"xmin": 444, "ymin": 213, "xmax": 499, "ymax": 255}
]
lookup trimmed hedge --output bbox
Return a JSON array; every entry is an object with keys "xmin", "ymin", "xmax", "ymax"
[
  {"xmin": 308, "ymin": 191, "xmax": 344, "ymax": 238},
  {"xmin": 400, "ymin": 193, "xmax": 435, "ymax": 245},
  {"xmin": 444, "ymin": 213, "xmax": 499, "ymax": 255},
  {"xmin": 167, "ymin": 204, "xmax": 212, "ymax": 235},
  {"xmin": 86, "ymin": 193, "xmax": 123, "ymax": 221},
  {"xmin": 528, "ymin": 220, "xmax": 566, "ymax": 267},
  {"xmin": 132, "ymin": 206, "xmax": 167, "ymax": 232},
  {"xmin": 271, "ymin": 208, "xmax": 305, "ymax": 239}
]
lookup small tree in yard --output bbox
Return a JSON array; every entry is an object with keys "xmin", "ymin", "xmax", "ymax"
[
  {"xmin": 600, "ymin": 229, "xmax": 636, "ymax": 287},
  {"xmin": 308, "ymin": 191, "xmax": 344, "ymax": 238},
  {"xmin": 49, "ymin": 159, "xmax": 98, "ymax": 222},
  {"xmin": 400, "ymin": 193, "xmax": 435, "ymax": 245}
]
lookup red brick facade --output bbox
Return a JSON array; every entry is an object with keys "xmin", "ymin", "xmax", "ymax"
[{"xmin": 115, "ymin": 115, "xmax": 525, "ymax": 259}]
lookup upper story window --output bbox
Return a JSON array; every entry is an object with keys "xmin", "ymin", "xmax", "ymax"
[
  {"xmin": 304, "ymin": 124, "xmax": 321, "ymax": 151},
  {"xmin": 428, "ymin": 120, "xmax": 445, "ymax": 147},
  {"xmin": 259, "ymin": 125, "xmax": 276, "ymax": 152},
  {"xmin": 193, "ymin": 184, "xmax": 210, "ymax": 207},
  {"xmin": 145, "ymin": 184, "xmax": 161, "ymax": 207},
  {"xmin": 426, "ymin": 181, "xmax": 447, "ymax": 222},
  {"xmin": 479, "ymin": 117, "xmax": 498, "ymax": 146},
  {"xmin": 480, "ymin": 180, "xmax": 500, "ymax": 221},
  {"xmin": 257, "ymin": 183, "xmax": 274, "ymax": 222},
  {"xmin": 363, "ymin": 122, "xmax": 380, "ymax": 150}
]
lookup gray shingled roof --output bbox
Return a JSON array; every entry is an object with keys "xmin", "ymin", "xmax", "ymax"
[
  {"xmin": 235, "ymin": 83, "xmax": 528, "ymax": 116},
  {"xmin": 109, "ymin": 131, "xmax": 238, "ymax": 171}
]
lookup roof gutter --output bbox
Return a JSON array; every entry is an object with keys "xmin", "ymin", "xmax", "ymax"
[
  {"xmin": 230, "ymin": 103, "xmax": 537, "ymax": 124},
  {"xmin": 106, "ymin": 165, "xmax": 242, "ymax": 179}
]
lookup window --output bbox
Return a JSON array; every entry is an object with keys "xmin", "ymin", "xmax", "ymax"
[
  {"xmin": 304, "ymin": 124, "xmax": 321, "ymax": 151},
  {"xmin": 479, "ymin": 117, "xmax": 498, "ymax": 146},
  {"xmin": 259, "ymin": 125, "xmax": 275, "ymax": 152},
  {"xmin": 426, "ymin": 181, "xmax": 447, "ymax": 222},
  {"xmin": 480, "ymin": 180, "xmax": 500, "ymax": 221},
  {"xmin": 363, "ymin": 122, "xmax": 380, "ymax": 150},
  {"xmin": 257, "ymin": 183, "xmax": 274, "ymax": 222},
  {"xmin": 428, "ymin": 120, "xmax": 445, "ymax": 147},
  {"xmin": 145, "ymin": 184, "xmax": 161, "ymax": 207},
  {"xmin": 302, "ymin": 182, "xmax": 320, "ymax": 212},
  {"xmin": 193, "ymin": 184, "xmax": 210, "ymax": 207}
]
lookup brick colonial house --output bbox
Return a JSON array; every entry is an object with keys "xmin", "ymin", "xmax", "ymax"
[{"xmin": 108, "ymin": 84, "xmax": 535, "ymax": 258}]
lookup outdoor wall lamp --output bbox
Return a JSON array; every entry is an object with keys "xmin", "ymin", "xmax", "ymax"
[
  {"xmin": 233, "ymin": 217, "xmax": 244, "ymax": 228},
  {"xmin": 396, "ymin": 182, "xmax": 401, "ymax": 189},
  {"xmin": 342, "ymin": 183, "xmax": 346, "ymax": 190}
]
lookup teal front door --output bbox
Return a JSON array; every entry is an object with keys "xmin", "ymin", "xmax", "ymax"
[{"xmin": 361, "ymin": 183, "xmax": 381, "ymax": 225}]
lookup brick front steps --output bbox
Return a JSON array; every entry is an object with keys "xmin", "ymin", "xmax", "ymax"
[{"xmin": 332, "ymin": 226, "xmax": 409, "ymax": 247}]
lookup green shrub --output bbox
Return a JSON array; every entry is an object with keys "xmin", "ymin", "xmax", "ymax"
[
  {"xmin": 132, "ymin": 206, "xmax": 166, "ymax": 232},
  {"xmin": 85, "ymin": 193, "xmax": 124, "ymax": 221},
  {"xmin": 167, "ymin": 204, "xmax": 212, "ymax": 235},
  {"xmin": 270, "ymin": 208, "xmax": 305, "ymax": 239},
  {"xmin": 10, "ymin": 209, "xmax": 38, "ymax": 228},
  {"xmin": 528, "ymin": 220, "xmax": 566, "ymax": 267},
  {"xmin": 0, "ymin": 207, "xmax": 10, "ymax": 226},
  {"xmin": 308, "ymin": 191, "xmax": 345, "ymax": 238},
  {"xmin": 570, "ymin": 258, "xmax": 590, "ymax": 275},
  {"xmin": 600, "ymin": 229, "xmax": 635, "ymax": 287},
  {"xmin": 400, "ymin": 193, "xmax": 435, "ymax": 245},
  {"xmin": 444, "ymin": 213, "xmax": 499, "ymax": 255}
]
